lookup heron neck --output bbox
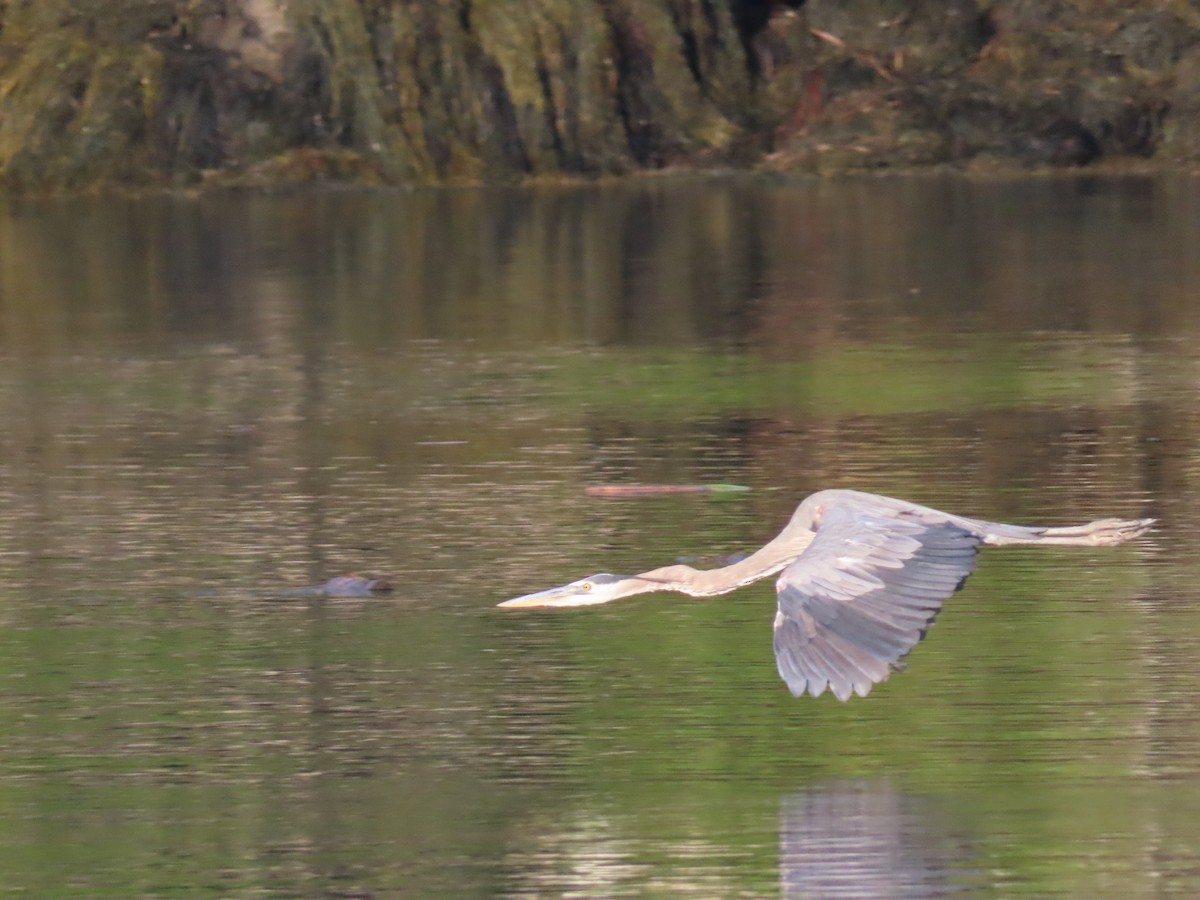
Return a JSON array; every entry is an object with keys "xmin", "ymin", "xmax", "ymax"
[{"xmin": 635, "ymin": 525, "xmax": 814, "ymax": 597}]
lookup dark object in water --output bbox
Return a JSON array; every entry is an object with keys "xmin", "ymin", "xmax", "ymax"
[
  {"xmin": 317, "ymin": 575, "xmax": 394, "ymax": 597},
  {"xmin": 185, "ymin": 575, "xmax": 395, "ymax": 601},
  {"xmin": 586, "ymin": 484, "xmax": 750, "ymax": 498}
]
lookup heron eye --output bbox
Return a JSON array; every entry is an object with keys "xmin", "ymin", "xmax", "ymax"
[{"xmin": 580, "ymin": 582, "xmax": 592, "ymax": 591}]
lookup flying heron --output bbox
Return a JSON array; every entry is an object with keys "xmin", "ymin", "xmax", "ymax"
[{"xmin": 499, "ymin": 489, "xmax": 1154, "ymax": 700}]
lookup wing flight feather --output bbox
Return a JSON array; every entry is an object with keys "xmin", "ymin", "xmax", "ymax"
[{"xmin": 772, "ymin": 504, "xmax": 980, "ymax": 700}]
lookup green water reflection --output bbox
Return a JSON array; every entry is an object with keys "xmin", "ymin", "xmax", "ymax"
[{"xmin": 0, "ymin": 176, "xmax": 1195, "ymax": 897}]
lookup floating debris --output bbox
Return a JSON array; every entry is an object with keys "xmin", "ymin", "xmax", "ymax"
[{"xmin": 585, "ymin": 484, "xmax": 750, "ymax": 498}]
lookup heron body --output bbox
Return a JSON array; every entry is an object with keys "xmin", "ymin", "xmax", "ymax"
[{"xmin": 499, "ymin": 489, "xmax": 1154, "ymax": 700}]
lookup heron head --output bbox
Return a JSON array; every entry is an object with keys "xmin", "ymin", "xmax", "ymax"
[{"xmin": 498, "ymin": 573, "xmax": 633, "ymax": 608}]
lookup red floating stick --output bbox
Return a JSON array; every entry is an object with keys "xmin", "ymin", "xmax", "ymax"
[{"xmin": 585, "ymin": 484, "xmax": 749, "ymax": 498}]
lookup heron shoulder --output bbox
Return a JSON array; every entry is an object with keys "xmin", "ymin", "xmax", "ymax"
[
  {"xmin": 791, "ymin": 489, "xmax": 877, "ymax": 529},
  {"xmin": 797, "ymin": 489, "xmax": 954, "ymax": 527}
]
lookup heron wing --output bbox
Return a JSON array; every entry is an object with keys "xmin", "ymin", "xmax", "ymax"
[{"xmin": 772, "ymin": 505, "xmax": 980, "ymax": 700}]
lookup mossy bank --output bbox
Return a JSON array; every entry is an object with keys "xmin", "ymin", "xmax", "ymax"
[{"xmin": 2, "ymin": 1, "xmax": 1198, "ymax": 192}]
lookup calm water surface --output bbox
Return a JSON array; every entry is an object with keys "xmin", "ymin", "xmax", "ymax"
[{"xmin": 0, "ymin": 176, "xmax": 1197, "ymax": 898}]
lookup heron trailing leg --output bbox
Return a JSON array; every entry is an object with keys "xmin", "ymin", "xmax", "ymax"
[{"xmin": 970, "ymin": 516, "xmax": 1155, "ymax": 547}]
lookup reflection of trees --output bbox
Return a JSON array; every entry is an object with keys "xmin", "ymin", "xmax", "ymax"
[
  {"xmin": 757, "ymin": 176, "xmax": 1200, "ymax": 348},
  {"xmin": 4, "ymin": 177, "xmax": 1200, "ymax": 351}
]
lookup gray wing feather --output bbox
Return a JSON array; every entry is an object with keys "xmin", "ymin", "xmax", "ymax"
[{"xmin": 772, "ymin": 505, "xmax": 980, "ymax": 700}]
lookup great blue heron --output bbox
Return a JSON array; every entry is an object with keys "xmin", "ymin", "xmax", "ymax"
[{"xmin": 499, "ymin": 489, "xmax": 1154, "ymax": 700}]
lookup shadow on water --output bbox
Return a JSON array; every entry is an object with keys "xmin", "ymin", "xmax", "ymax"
[{"xmin": 0, "ymin": 175, "xmax": 1197, "ymax": 896}]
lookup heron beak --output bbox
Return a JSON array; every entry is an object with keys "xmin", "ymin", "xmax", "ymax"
[{"xmin": 498, "ymin": 583, "xmax": 592, "ymax": 608}]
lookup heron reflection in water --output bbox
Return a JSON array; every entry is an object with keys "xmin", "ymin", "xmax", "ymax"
[{"xmin": 500, "ymin": 490, "xmax": 1154, "ymax": 700}]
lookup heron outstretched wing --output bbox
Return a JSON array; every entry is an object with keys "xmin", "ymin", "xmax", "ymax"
[{"xmin": 772, "ymin": 505, "xmax": 981, "ymax": 700}]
